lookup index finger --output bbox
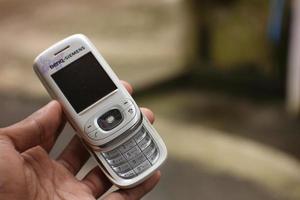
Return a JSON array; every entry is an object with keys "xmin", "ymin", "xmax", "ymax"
[
  {"xmin": 0, "ymin": 100, "xmax": 65, "ymax": 152},
  {"xmin": 121, "ymin": 80, "xmax": 133, "ymax": 94},
  {"xmin": 0, "ymin": 81, "xmax": 133, "ymax": 153}
]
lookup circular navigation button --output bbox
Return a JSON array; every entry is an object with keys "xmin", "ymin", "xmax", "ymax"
[
  {"xmin": 97, "ymin": 109, "xmax": 123, "ymax": 131},
  {"xmin": 106, "ymin": 115, "xmax": 115, "ymax": 124}
]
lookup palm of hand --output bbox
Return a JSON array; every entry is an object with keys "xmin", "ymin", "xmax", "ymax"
[
  {"xmin": 0, "ymin": 145, "xmax": 96, "ymax": 200},
  {"xmin": 0, "ymin": 98, "xmax": 159, "ymax": 200}
]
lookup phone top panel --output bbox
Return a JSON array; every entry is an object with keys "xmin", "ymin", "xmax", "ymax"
[
  {"xmin": 33, "ymin": 34, "xmax": 142, "ymax": 145},
  {"xmin": 51, "ymin": 52, "xmax": 117, "ymax": 113},
  {"xmin": 34, "ymin": 34, "xmax": 120, "ymax": 114}
]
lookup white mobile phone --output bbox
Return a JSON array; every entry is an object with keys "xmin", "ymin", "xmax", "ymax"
[{"xmin": 33, "ymin": 34, "xmax": 167, "ymax": 188}]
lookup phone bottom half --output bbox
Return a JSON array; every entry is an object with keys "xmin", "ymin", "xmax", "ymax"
[{"xmin": 83, "ymin": 116, "xmax": 167, "ymax": 188}]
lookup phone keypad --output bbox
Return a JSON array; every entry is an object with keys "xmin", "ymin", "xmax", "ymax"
[{"xmin": 101, "ymin": 127, "xmax": 159, "ymax": 179}]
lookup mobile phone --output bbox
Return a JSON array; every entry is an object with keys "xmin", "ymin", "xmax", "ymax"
[{"xmin": 33, "ymin": 34, "xmax": 167, "ymax": 188}]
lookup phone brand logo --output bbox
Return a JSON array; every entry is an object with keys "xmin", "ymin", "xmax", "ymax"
[
  {"xmin": 49, "ymin": 58, "xmax": 65, "ymax": 69},
  {"xmin": 49, "ymin": 46, "xmax": 86, "ymax": 69}
]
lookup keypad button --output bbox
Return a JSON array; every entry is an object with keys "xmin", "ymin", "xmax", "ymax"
[
  {"xmin": 102, "ymin": 149, "xmax": 121, "ymax": 159},
  {"xmin": 87, "ymin": 129, "xmax": 101, "ymax": 140},
  {"xmin": 119, "ymin": 170, "xmax": 136, "ymax": 179},
  {"xmin": 113, "ymin": 162, "xmax": 131, "ymax": 173},
  {"xmin": 148, "ymin": 149, "xmax": 159, "ymax": 164},
  {"xmin": 133, "ymin": 128, "xmax": 147, "ymax": 144},
  {"xmin": 143, "ymin": 142, "xmax": 156, "ymax": 157},
  {"xmin": 123, "ymin": 146, "xmax": 141, "ymax": 160},
  {"xmin": 138, "ymin": 135, "xmax": 151, "ymax": 151},
  {"xmin": 85, "ymin": 119, "xmax": 97, "ymax": 133},
  {"xmin": 107, "ymin": 154, "xmax": 126, "ymax": 166},
  {"xmin": 118, "ymin": 138, "xmax": 136, "ymax": 153},
  {"xmin": 133, "ymin": 160, "xmax": 151, "ymax": 174},
  {"xmin": 128, "ymin": 153, "xmax": 146, "ymax": 168}
]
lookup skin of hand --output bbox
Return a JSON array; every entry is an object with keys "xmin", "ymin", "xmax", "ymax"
[{"xmin": 0, "ymin": 81, "xmax": 161, "ymax": 200}]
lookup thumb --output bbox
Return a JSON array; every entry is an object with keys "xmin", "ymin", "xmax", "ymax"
[{"xmin": 0, "ymin": 101, "xmax": 65, "ymax": 152}]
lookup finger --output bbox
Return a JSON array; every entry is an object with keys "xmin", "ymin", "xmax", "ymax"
[
  {"xmin": 121, "ymin": 80, "xmax": 133, "ymax": 95},
  {"xmin": 57, "ymin": 135, "xmax": 90, "ymax": 174},
  {"xmin": 0, "ymin": 101, "xmax": 65, "ymax": 152},
  {"xmin": 81, "ymin": 166, "xmax": 112, "ymax": 198},
  {"xmin": 104, "ymin": 171, "xmax": 161, "ymax": 200},
  {"xmin": 141, "ymin": 108, "xmax": 155, "ymax": 124}
]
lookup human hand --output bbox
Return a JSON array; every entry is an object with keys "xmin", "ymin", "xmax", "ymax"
[{"xmin": 0, "ymin": 81, "xmax": 160, "ymax": 200}]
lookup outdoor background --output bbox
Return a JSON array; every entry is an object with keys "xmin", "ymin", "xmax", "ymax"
[{"xmin": 0, "ymin": 0, "xmax": 300, "ymax": 199}]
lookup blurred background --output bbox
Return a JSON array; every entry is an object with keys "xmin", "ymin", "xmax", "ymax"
[{"xmin": 0, "ymin": 0, "xmax": 300, "ymax": 199}]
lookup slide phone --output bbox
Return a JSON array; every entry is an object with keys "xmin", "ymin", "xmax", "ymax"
[{"xmin": 33, "ymin": 34, "xmax": 167, "ymax": 188}]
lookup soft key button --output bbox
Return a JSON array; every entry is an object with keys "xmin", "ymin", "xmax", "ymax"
[
  {"xmin": 123, "ymin": 105, "xmax": 136, "ymax": 120},
  {"xmin": 87, "ymin": 129, "xmax": 102, "ymax": 141},
  {"xmin": 121, "ymin": 99, "xmax": 133, "ymax": 110},
  {"xmin": 85, "ymin": 119, "xmax": 97, "ymax": 133}
]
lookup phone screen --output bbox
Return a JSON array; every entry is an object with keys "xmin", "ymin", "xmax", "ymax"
[{"xmin": 51, "ymin": 52, "xmax": 117, "ymax": 113}]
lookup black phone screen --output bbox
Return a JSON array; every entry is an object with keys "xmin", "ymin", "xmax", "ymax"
[{"xmin": 51, "ymin": 52, "xmax": 117, "ymax": 113}]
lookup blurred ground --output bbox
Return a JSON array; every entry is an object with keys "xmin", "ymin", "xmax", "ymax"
[{"xmin": 0, "ymin": 0, "xmax": 300, "ymax": 200}]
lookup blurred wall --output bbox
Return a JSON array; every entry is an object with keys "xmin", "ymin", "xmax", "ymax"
[{"xmin": 0, "ymin": 0, "xmax": 193, "ymax": 98}]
